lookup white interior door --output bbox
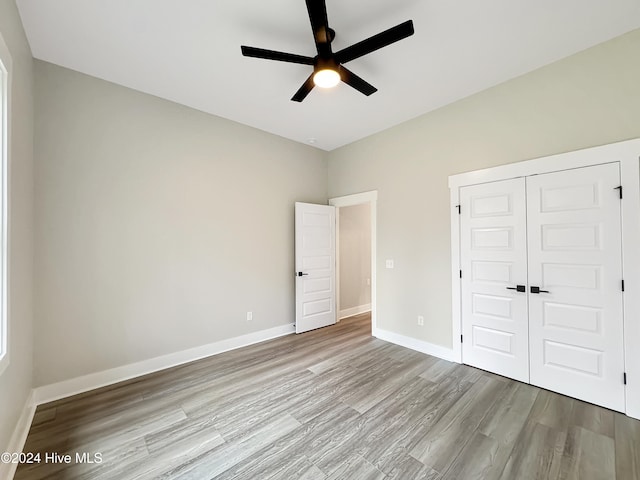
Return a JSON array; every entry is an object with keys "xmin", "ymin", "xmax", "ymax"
[
  {"xmin": 460, "ymin": 178, "xmax": 530, "ymax": 383},
  {"xmin": 295, "ymin": 202, "xmax": 336, "ymax": 333},
  {"xmin": 527, "ymin": 163, "xmax": 625, "ymax": 411}
]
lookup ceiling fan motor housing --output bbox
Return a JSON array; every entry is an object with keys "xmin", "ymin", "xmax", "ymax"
[{"xmin": 314, "ymin": 56, "xmax": 339, "ymax": 73}]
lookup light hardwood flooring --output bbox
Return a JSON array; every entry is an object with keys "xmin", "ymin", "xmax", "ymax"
[{"xmin": 15, "ymin": 313, "xmax": 640, "ymax": 479}]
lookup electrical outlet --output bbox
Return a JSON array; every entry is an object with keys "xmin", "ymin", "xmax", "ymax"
[
  {"xmin": 385, "ymin": 259, "xmax": 394, "ymax": 269},
  {"xmin": 417, "ymin": 315, "xmax": 424, "ymax": 326},
  {"xmin": 246, "ymin": 311, "xmax": 253, "ymax": 321}
]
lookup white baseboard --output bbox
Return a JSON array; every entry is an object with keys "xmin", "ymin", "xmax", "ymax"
[
  {"xmin": 375, "ymin": 328, "xmax": 456, "ymax": 362},
  {"xmin": 33, "ymin": 323, "xmax": 295, "ymax": 406},
  {"xmin": 1, "ymin": 390, "xmax": 36, "ymax": 480},
  {"xmin": 339, "ymin": 304, "xmax": 371, "ymax": 320}
]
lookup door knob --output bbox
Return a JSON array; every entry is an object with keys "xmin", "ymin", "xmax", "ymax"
[
  {"xmin": 530, "ymin": 286, "xmax": 550, "ymax": 294},
  {"xmin": 506, "ymin": 285, "xmax": 526, "ymax": 292},
  {"xmin": 297, "ymin": 272, "xmax": 309, "ymax": 277}
]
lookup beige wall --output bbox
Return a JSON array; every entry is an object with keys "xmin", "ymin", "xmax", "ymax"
[
  {"xmin": 0, "ymin": 0, "xmax": 35, "ymax": 454},
  {"xmin": 338, "ymin": 203, "xmax": 371, "ymax": 313},
  {"xmin": 328, "ymin": 29, "xmax": 640, "ymax": 348},
  {"xmin": 34, "ymin": 61, "xmax": 327, "ymax": 386}
]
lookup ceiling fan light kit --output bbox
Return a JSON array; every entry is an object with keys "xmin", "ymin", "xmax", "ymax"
[
  {"xmin": 241, "ymin": 0, "xmax": 414, "ymax": 102},
  {"xmin": 313, "ymin": 69, "xmax": 340, "ymax": 88}
]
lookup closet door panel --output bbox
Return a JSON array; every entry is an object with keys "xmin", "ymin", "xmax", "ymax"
[
  {"xmin": 527, "ymin": 163, "xmax": 625, "ymax": 412},
  {"xmin": 460, "ymin": 178, "xmax": 529, "ymax": 382}
]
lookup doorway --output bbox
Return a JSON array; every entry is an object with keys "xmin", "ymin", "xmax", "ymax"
[
  {"xmin": 337, "ymin": 203, "xmax": 371, "ymax": 320},
  {"xmin": 329, "ymin": 191, "xmax": 377, "ymax": 335}
]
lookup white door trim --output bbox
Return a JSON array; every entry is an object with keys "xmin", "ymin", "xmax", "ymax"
[
  {"xmin": 620, "ymin": 153, "xmax": 640, "ymax": 420},
  {"xmin": 329, "ymin": 191, "xmax": 378, "ymax": 336},
  {"xmin": 448, "ymin": 137, "xmax": 640, "ymax": 419},
  {"xmin": 334, "ymin": 206, "xmax": 341, "ymax": 320}
]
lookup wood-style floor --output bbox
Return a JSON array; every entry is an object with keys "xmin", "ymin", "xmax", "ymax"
[{"xmin": 15, "ymin": 313, "xmax": 640, "ymax": 480}]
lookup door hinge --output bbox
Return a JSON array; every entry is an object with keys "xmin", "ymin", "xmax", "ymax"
[
  {"xmin": 460, "ymin": 334, "xmax": 463, "ymax": 343},
  {"xmin": 459, "ymin": 270, "xmax": 462, "ymax": 279},
  {"xmin": 456, "ymin": 205, "xmax": 461, "ymax": 215},
  {"xmin": 615, "ymin": 186, "xmax": 622, "ymax": 199},
  {"xmin": 624, "ymin": 372, "xmax": 627, "ymax": 385},
  {"xmin": 622, "ymin": 279, "xmax": 625, "ymax": 292}
]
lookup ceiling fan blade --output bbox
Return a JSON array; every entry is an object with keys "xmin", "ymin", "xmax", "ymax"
[
  {"xmin": 335, "ymin": 20, "xmax": 414, "ymax": 64},
  {"xmin": 241, "ymin": 46, "xmax": 315, "ymax": 65},
  {"xmin": 305, "ymin": 0, "xmax": 332, "ymax": 57},
  {"xmin": 291, "ymin": 73, "xmax": 316, "ymax": 102},
  {"xmin": 339, "ymin": 66, "xmax": 377, "ymax": 96}
]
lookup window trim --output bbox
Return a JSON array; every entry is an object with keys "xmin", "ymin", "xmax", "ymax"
[{"xmin": 0, "ymin": 31, "xmax": 11, "ymax": 377}]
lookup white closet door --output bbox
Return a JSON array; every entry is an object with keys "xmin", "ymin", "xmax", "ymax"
[
  {"xmin": 460, "ymin": 178, "xmax": 529, "ymax": 383},
  {"xmin": 527, "ymin": 163, "xmax": 625, "ymax": 411}
]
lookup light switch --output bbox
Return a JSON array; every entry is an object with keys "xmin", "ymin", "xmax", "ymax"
[{"xmin": 385, "ymin": 259, "xmax": 394, "ymax": 269}]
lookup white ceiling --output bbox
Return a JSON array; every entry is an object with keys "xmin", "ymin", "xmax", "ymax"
[{"xmin": 16, "ymin": 0, "xmax": 640, "ymax": 151}]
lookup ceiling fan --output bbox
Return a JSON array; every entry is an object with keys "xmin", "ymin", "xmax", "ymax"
[{"xmin": 241, "ymin": 0, "xmax": 415, "ymax": 102}]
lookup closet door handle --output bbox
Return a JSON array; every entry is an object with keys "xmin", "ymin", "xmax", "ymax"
[
  {"xmin": 530, "ymin": 286, "xmax": 550, "ymax": 294},
  {"xmin": 506, "ymin": 285, "xmax": 526, "ymax": 292}
]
